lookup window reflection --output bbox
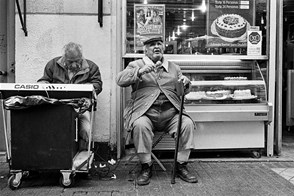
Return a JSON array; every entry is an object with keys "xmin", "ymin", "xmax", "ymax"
[{"xmin": 126, "ymin": 0, "xmax": 267, "ymax": 56}]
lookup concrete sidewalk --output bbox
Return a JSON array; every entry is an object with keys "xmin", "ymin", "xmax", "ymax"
[{"xmin": 1, "ymin": 156, "xmax": 294, "ymax": 196}]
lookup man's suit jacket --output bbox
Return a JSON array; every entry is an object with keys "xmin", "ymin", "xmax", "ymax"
[{"xmin": 116, "ymin": 57, "xmax": 191, "ymax": 131}]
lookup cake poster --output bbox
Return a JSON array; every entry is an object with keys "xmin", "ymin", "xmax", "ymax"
[
  {"xmin": 206, "ymin": 0, "xmax": 255, "ymax": 48},
  {"xmin": 134, "ymin": 4, "xmax": 165, "ymax": 53}
]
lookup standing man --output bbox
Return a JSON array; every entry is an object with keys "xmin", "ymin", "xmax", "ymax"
[
  {"xmin": 116, "ymin": 37, "xmax": 198, "ymax": 185},
  {"xmin": 38, "ymin": 42, "xmax": 103, "ymax": 150}
]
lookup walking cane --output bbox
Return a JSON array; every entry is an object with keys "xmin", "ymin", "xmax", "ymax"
[{"xmin": 171, "ymin": 80, "xmax": 185, "ymax": 184}]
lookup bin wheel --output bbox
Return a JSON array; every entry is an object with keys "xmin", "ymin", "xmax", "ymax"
[
  {"xmin": 251, "ymin": 150, "xmax": 262, "ymax": 158},
  {"xmin": 22, "ymin": 171, "xmax": 30, "ymax": 178},
  {"xmin": 59, "ymin": 174, "xmax": 75, "ymax": 188},
  {"xmin": 8, "ymin": 175, "xmax": 21, "ymax": 190}
]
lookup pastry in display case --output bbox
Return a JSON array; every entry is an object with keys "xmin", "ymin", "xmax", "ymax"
[{"xmin": 186, "ymin": 86, "xmax": 259, "ymax": 102}]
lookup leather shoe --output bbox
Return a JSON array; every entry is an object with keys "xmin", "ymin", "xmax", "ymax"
[
  {"xmin": 137, "ymin": 163, "xmax": 152, "ymax": 186},
  {"xmin": 176, "ymin": 162, "xmax": 198, "ymax": 183}
]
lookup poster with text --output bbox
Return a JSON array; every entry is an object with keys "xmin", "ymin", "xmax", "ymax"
[
  {"xmin": 134, "ymin": 4, "xmax": 165, "ymax": 53},
  {"xmin": 207, "ymin": 0, "xmax": 255, "ymax": 48}
]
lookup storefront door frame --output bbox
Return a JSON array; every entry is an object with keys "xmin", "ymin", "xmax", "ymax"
[
  {"xmin": 275, "ymin": 0, "xmax": 284, "ymax": 156},
  {"xmin": 265, "ymin": 0, "xmax": 277, "ymax": 157}
]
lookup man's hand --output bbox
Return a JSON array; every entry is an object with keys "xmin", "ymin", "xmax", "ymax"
[
  {"xmin": 138, "ymin": 61, "xmax": 162, "ymax": 77},
  {"xmin": 37, "ymin": 80, "xmax": 50, "ymax": 84},
  {"xmin": 138, "ymin": 64, "xmax": 155, "ymax": 76},
  {"xmin": 178, "ymin": 75, "xmax": 191, "ymax": 94},
  {"xmin": 178, "ymin": 75, "xmax": 190, "ymax": 86}
]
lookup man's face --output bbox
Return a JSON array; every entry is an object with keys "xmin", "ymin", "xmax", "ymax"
[
  {"xmin": 145, "ymin": 41, "xmax": 164, "ymax": 62},
  {"xmin": 65, "ymin": 58, "xmax": 83, "ymax": 69}
]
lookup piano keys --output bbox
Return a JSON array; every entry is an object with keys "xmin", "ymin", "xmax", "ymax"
[{"xmin": 0, "ymin": 83, "xmax": 95, "ymax": 99}]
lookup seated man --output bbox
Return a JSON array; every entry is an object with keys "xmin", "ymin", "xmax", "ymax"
[
  {"xmin": 37, "ymin": 42, "xmax": 103, "ymax": 150},
  {"xmin": 116, "ymin": 37, "xmax": 198, "ymax": 185}
]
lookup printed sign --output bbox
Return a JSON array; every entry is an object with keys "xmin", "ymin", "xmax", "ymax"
[
  {"xmin": 247, "ymin": 29, "xmax": 262, "ymax": 55},
  {"xmin": 134, "ymin": 4, "xmax": 165, "ymax": 53},
  {"xmin": 207, "ymin": 0, "xmax": 255, "ymax": 48}
]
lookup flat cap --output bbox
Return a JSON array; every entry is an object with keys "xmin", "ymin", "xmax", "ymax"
[{"xmin": 143, "ymin": 36, "xmax": 163, "ymax": 45}]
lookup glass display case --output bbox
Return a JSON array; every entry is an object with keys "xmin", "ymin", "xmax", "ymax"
[
  {"xmin": 183, "ymin": 60, "xmax": 267, "ymax": 105},
  {"xmin": 173, "ymin": 59, "xmax": 273, "ymax": 151}
]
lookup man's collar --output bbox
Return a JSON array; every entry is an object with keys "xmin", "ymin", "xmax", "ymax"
[{"xmin": 142, "ymin": 56, "xmax": 168, "ymax": 72}]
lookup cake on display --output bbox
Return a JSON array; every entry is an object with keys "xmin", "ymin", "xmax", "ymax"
[
  {"xmin": 232, "ymin": 89, "xmax": 257, "ymax": 100},
  {"xmin": 233, "ymin": 89, "xmax": 251, "ymax": 97},
  {"xmin": 186, "ymin": 90, "xmax": 231, "ymax": 100},
  {"xmin": 186, "ymin": 89, "xmax": 257, "ymax": 101},
  {"xmin": 215, "ymin": 14, "xmax": 247, "ymax": 38},
  {"xmin": 224, "ymin": 76, "xmax": 247, "ymax": 80},
  {"xmin": 205, "ymin": 90, "xmax": 231, "ymax": 100},
  {"xmin": 185, "ymin": 91, "xmax": 206, "ymax": 100}
]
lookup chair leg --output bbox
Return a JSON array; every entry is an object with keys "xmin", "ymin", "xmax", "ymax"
[
  {"xmin": 127, "ymin": 153, "xmax": 137, "ymax": 163},
  {"xmin": 151, "ymin": 152, "xmax": 166, "ymax": 171},
  {"xmin": 127, "ymin": 152, "xmax": 166, "ymax": 171},
  {"xmin": 151, "ymin": 132, "xmax": 168, "ymax": 171},
  {"xmin": 126, "ymin": 132, "xmax": 167, "ymax": 171}
]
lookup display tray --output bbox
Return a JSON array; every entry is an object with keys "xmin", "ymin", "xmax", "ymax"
[
  {"xmin": 185, "ymin": 99, "xmax": 260, "ymax": 105},
  {"xmin": 185, "ymin": 96, "xmax": 202, "ymax": 101},
  {"xmin": 202, "ymin": 95, "xmax": 230, "ymax": 100},
  {"xmin": 231, "ymin": 95, "xmax": 257, "ymax": 100},
  {"xmin": 185, "ymin": 91, "xmax": 232, "ymax": 101},
  {"xmin": 186, "ymin": 94, "xmax": 258, "ymax": 101}
]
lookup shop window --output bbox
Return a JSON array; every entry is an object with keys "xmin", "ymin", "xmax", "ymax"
[{"xmin": 125, "ymin": 0, "xmax": 268, "ymax": 56}]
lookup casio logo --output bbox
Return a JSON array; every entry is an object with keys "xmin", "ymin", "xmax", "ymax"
[{"xmin": 14, "ymin": 84, "xmax": 39, "ymax": 89}]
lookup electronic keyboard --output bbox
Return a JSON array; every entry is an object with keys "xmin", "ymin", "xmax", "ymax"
[{"xmin": 0, "ymin": 83, "xmax": 95, "ymax": 99}]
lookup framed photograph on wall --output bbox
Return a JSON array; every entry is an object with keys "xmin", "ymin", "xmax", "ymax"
[{"xmin": 134, "ymin": 4, "xmax": 165, "ymax": 53}]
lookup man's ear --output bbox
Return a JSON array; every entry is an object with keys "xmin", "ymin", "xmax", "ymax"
[
  {"xmin": 143, "ymin": 45, "xmax": 147, "ymax": 54},
  {"xmin": 162, "ymin": 44, "xmax": 166, "ymax": 51}
]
